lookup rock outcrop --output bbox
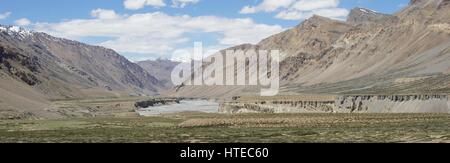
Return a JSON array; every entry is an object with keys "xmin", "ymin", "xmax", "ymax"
[
  {"xmin": 134, "ymin": 98, "xmax": 181, "ymax": 109},
  {"xmin": 220, "ymin": 95, "xmax": 450, "ymax": 113},
  {"xmin": 336, "ymin": 95, "xmax": 449, "ymax": 113}
]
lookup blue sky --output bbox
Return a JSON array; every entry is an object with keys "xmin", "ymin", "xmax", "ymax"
[{"xmin": 0, "ymin": 0, "xmax": 410, "ymax": 61}]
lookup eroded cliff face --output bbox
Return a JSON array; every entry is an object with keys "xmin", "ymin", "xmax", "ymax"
[
  {"xmin": 220, "ymin": 95, "xmax": 450, "ymax": 114},
  {"xmin": 448, "ymin": 97, "xmax": 450, "ymax": 110},
  {"xmin": 220, "ymin": 100, "xmax": 336, "ymax": 114},
  {"xmin": 336, "ymin": 95, "xmax": 449, "ymax": 113}
]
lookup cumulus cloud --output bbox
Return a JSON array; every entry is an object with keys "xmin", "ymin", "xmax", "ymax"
[
  {"xmin": 33, "ymin": 10, "xmax": 284, "ymax": 59},
  {"xmin": 171, "ymin": 0, "xmax": 200, "ymax": 8},
  {"xmin": 170, "ymin": 44, "xmax": 227, "ymax": 62},
  {"xmin": 91, "ymin": 9, "xmax": 121, "ymax": 19},
  {"xmin": 240, "ymin": 0, "xmax": 348, "ymax": 20},
  {"xmin": 240, "ymin": 0, "xmax": 294, "ymax": 14},
  {"xmin": 276, "ymin": 8, "xmax": 349, "ymax": 20},
  {"xmin": 15, "ymin": 18, "xmax": 31, "ymax": 26},
  {"xmin": 124, "ymin": 0, "xmax": 200, "ymax": 10},
  {"xmin": 291, "ymin": 0, "xmax": 339, "ymax": 11},
  {"xmin": 124, "ymin": 0, "xmax": 166, "ymax": 10},
  {"xmin": 0, "ymin": 12, "xmax": 11, "ymax": 20}
]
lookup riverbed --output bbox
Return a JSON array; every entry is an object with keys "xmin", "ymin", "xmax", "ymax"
[{"xmin": 137, "ymin": 100, "xmax": 219, "ymax": 116}]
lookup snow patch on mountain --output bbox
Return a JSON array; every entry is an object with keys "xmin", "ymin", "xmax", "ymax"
[
  {"xmin": 0, "ymin": 25, "xmax": 34, "ymax": 39},
  {"xmin": 359, "ymin": 8, "xmax": 378, "ymax": 14}
]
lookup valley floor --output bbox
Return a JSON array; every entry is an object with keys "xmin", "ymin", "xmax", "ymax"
[{"xmin": 0, "ymin": 113, "xmax": 449, "ymax": 143}]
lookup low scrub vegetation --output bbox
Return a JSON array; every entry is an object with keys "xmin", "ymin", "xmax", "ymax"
[{"xmin": 0, "ymin": 113, "xmax": 448, "ymax": 143}]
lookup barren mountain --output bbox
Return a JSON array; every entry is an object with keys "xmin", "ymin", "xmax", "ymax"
[
  {"xmin": 168, "ymin": 15, "xmax": 353, "ymax": 98},
  {"xmin": 170, "ymin": 0, "xmax": 450, "ymax": 98},
  {"xmin": 0, "ymin": 26, "xmax": 164, "ymax": 118}
]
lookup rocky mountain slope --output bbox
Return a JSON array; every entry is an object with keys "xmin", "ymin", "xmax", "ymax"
[
  {"xmin": 170, "ymin": 0, "xmax": 450, "ymax": 98},
  {"xmin": 346, "ymin": 7, "xmax": 398, "ymax": 26},
  {"xmin": 0, "ymin": 26, "xmax": 164, "ymax": 118}
]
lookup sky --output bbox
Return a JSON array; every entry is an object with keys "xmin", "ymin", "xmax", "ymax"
[{"xmin": 0, "ymin": 0, "xmax": 410, "ymax": 61}]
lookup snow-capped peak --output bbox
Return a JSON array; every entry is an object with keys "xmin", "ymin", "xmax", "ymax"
[{"xmin": 0, "ymin": 25, "xmax": 34, "ymax": 39}]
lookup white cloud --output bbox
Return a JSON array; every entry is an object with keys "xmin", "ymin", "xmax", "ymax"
[
  {"xmin": 276, "ymin": 8, "xmax": 349, "ymax": 20},
  {"xmin": 15, "ymin": 18, "xmax": 31, "ymax": 26},
  {"xmin": 170, "ymin": 44, "xmax": 226, "ymax": 62},
  {"xmin": 291, "ymin": 0, "xmax": 339, "ymax": 11},
  {"xmin": 91, "ymin": 9, "xmax": 121, "ymax": 19},
  {"xmin": 171, "ymin": 0, "xmax": 200, "ymax": 8},
  {"xmin": 240, "ymin": 0, "xmax": 294, "ymax": 14},
  {"xmin": 310, "ymin": 8, "xmax": 349, "ymax": 20},
  {"xmin": 275, "ymin": 10, "xmax": 304, "ymax": 20},
  {"xmin": 124, "ymin": 0, "xmax": 166, "ymax": 10},
  {"xmin": 33, "ymin": 10, "xmax": 284, "ymax": 59},
  {"xmin": 0, "ymin": 12, "xmax": 11, "ymax": 20},
  {"xmin": 240, "ymin": 0, "xmax": 348, "ymax": 20}
]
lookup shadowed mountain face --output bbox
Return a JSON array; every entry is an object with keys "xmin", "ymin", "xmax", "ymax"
[
  {"xmin": 171, "ymin": 0, "xmax": 450, "ymax": 98},
  {"xmin": 0, "ymin": 26, "xmax": 164, "ymax": 118}
]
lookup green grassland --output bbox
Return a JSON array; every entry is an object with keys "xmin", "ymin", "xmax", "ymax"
[{"xmin": 0, "ymin": 113, "xmax": 449, "ymax": 143}]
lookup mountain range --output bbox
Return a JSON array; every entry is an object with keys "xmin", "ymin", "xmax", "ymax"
[{"xmin": 1, "ymin": 0, "xmax": 450, "ymax": 118}]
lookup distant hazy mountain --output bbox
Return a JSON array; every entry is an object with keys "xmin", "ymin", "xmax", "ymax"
[
  {"xmin": 0, "ymin": 26, "xmax": 164, "ymax": 118},
  {"xmin": 171, "ymin": 0, "xmax": 450, "ymax": 98},
  {"xmin": 137, "ymin": 59, "xmax": 180, "ymax": 89}
]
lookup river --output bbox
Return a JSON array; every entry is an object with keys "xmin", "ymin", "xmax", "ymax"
[{"xmin": 137, "ymin": 100, "xmax": 220, "ymax": 116}]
